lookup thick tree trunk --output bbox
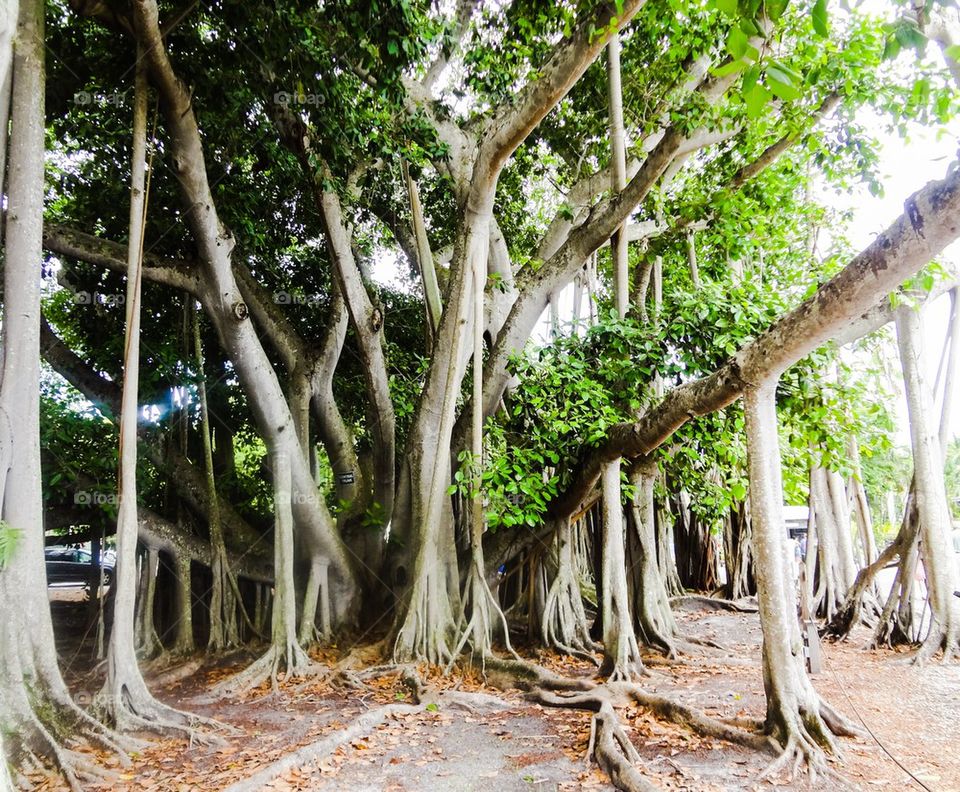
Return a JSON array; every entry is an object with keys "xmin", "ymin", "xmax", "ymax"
[
  {"xmin": 131, "ymin": 0, "xmax": 358, "ymax": 623},
  {"xmin": 895, "ymin": 305, "xmax": 960, "ymax": 661},
  {"xmin": 599, "ymin": 463, "xmax": 644, "ymax": 680},
  {"xmin": 0, "ymin": 3, "xmax": 129, "ymax": 784},
  {"xmin": 97, "ymin": 55, "xmax": 197, "ymax": 733},
  {"xmin": 450, "ymin": 227, "xmax": 512, "ymax": 661},
  {"xmin": 744, "ymin": 382, "xmax": 856, "ymax": 777},
  {"xmin": 626, "ymin": 463, "xmax": 677, "ymax": 655}
]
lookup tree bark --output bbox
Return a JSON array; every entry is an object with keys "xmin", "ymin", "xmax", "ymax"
[
  {"xmin": 744, "ymin": 382, "xmax": 856, "ymax": 775},
  {"xmin": 130, "ymin": 0, "xmax": 358, "ymax": 623},
  {"xmin": 895, "ymin": 304, "xmax": 960, "ymax": 661},
  {"xmin": 0, "ymin": 2, "xmax": 126, "ymax": 782}
]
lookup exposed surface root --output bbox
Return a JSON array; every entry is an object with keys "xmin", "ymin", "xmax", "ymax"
[
  {"xmin": 221, "ymin": 703, "xmax": 417, "ymax": 792},
  {"xmin": 221, "ymin": 684, "xmax": 510, "ymax": 792},
  {"xmin": 592, "ymin": 700, "xmax": 658, "ymax": 792},
  {"xmin": 213, "ymin": 641, "xmax": 315, "ymax": 697},
  {"xmin": 526, "ymin": 678, "xmax": 781, "ymax": 792},
  {"xmin": 480, "ymin": 656, "xmax": 595, "ymax": 691},
  {"xmin": 670, "ymin": 594, "xmax": 758, "ymax": 613},
  {"xmin": 608, "ymin": 682, "xmax": 776, "ymax": 753}
]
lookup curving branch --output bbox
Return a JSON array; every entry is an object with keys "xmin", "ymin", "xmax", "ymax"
[{"xmin": 548, "ymin": 158, "xmax": 960, "ymax": 520}]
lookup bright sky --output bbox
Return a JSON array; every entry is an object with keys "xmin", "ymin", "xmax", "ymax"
[{"xmin": 824, "ymin": 113, "xmax": 960, "ymax": 445}]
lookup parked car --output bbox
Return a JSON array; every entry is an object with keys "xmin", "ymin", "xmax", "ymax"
[{"xmin": 44, "ymin": 546, "xmax": 114, "ymax": 587}]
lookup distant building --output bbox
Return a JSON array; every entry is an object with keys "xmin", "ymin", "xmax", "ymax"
[{"xmin": 783, "ymin": 505, "xmax": 809, "ymax": 540}]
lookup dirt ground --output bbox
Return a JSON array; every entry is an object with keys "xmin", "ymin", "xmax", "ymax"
[{"xmin": 24, "ymin": 599, "xmax": 960, "ymax": 791}]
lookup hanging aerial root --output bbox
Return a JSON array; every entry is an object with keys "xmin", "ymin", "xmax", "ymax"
[
  {"xmin": 212, "ymin": 640, "xmax": 315, "ymax": 698},
  {"xmin": 448, "ymin": 560, "xmax": 521, "ymax": 671},
  {"xmin": 541, "ymin": 565, "xmax": 601, "ymax": 663}
]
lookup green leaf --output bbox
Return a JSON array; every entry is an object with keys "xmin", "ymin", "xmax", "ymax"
[
  {"xmin": 715, "ymin": 0, "xmax": 738, "ymax": 17},
  {"xmin": 425, "ymin": 702, "xmax": 440, "ymax": 712},
  {"xmin": 726, "ymin": 27, "xmax": 748, "ymax": 58},
  {"xmin": 731, "ymin": 482, "xmax": 747, "ymax": 501},
  {"xmin": 882, "ymin": 35, "xmax": 901, "ymax": 61},
  {"xmin": 946, "ymin": 44, "xmax": 960, "ymax": 63},
  {"xmin": 766, "ymin": 66, "xmax": 801, "ymax": 101},
  {"xmin": 712, "ymin": 59, "xmax": 749, "ymax": 78},
  {"xmin": 812, "ymin": 0, "xmax": 828, "ymax": 38},
  {"xmin": 744, "ymin": 82, "xmax": 771, "ymax": 118}
]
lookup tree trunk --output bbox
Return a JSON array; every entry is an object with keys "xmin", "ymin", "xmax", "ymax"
[
  {"xmin": 131, "ymin": 0, "xmax": 358, "ymax": 623},
  {"xmin": 97, "ymin": 54, "xmax": 197, "ymax": 733},
  {"xmin": 599, "ymin": 463, "xmax": 644, "ymax": 679},
  {"xmin": 744, "ymin": 382, "xmax": 856, "ymax": 775},
  {"xmin": 895, "ymin": 305, "xmax": 960, "ymax": 660},
  {"xmin": 0, "ymin": 2, "xmax": 127, "ymax": 782},
  {"xmin": 627, "ymin": 463, "xmax": 677, "ymax": 655},
  {"xmin": 194, "ymin": 309, "xmax": 240, "ymax": 652}
]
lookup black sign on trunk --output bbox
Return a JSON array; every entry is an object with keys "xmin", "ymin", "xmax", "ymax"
[{"xmin": 336, "ymin": 470, "xmax": 355, "ymax": 485}]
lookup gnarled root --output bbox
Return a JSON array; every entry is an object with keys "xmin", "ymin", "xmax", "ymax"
[
  {"xmin": 760, "ymin": 696, "xmax": 861, "ymax": 785},
  {"xmin": 591, "ymin": 700, "xmax": 657, "ymax": 792},
  {"xmin": 448, "ymin": 557, "xmax": 520, "ymax": 670},
  {"xmin": 529, "ymin": 681, "xmax": 776, "ymax": 792},
  {"xmin": 3, "ymin": 679, "xmax": 145, "ymax": 792},
  {"xmin": 213, "ymin": 640, "xmax": 314, "ymax": 698}
]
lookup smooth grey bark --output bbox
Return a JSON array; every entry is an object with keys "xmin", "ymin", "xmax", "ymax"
[
  {"xmin": 316, "ymin": 174, "xmax": 396, "ymax": 529},
  {"xmin": 97, "ymin": 55, "xmax": 196, "ymax": 733},
  {"xmin": 599, "ymin": 464, "xmax": 644, "ymax": 680},
  {"xmin": 847, "ymin": 437, "xmax": 877, "ymax": 564},
  {"xmin": 0, "ymin": 2, "xmax": 128, "ymax": 783},
  {"xmin": 402, "ymin": 159, "xmax": 443, "ymax": 338},
  {"xmin": 450, "ymin": 239, "xmax": 513, "ymax": 661},
  {"xmin": 135, "ymin": 547, "xmax": 163, "ymax": 658},
  {"xmin": 130, "ymin": 0, "xmax": 358, "ymax": 623},
  {"xmin": 744, "ymin": 382, "xmax": 856, "ymax": 776},
  {"xmin": 627, "ymin": 464, "xmax": 677, "ymax": 655},
  {"xmin": 194, "ymin": 310, "xmax": 240, "ymax": 652},
  {"xmin": 540, "ymin": 516, "xmax": 599, "ymax": 659},
  {"xmin": 895, "ymin": 304, "xmax": 960, "ymax": 661},
  {"xmin": 597, "ymin": 31, "xmax": 645, "ymax": 680},
  {"xmin": 391, "ymin": 0, "xmax": 648, "ymax": 663},
  {"xmin": 218, "ymin": 451, "xmax": 312, "ymax": 692}
]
